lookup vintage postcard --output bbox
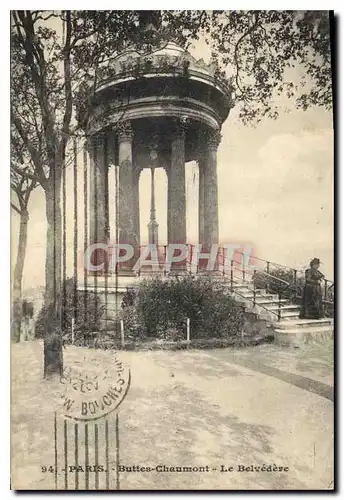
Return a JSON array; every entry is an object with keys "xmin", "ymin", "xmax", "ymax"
[{"xmin": 10, "ymin": 9, "xmax": 334, "ymax": 490}]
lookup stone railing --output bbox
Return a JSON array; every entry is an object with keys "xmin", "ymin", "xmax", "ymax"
[{"xmin": 96, "ymin": 51, "xmax": 232, "ymax": 97}]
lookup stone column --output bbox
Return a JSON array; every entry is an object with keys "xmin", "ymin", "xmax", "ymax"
[
  {"xmin": 117, "ymin": 121, "xmax": 136, "ymax": 273},
  {"xmin": 89, "ymin": 133, "xmax": 109, "ymax": 247},
  {"xmin": 168, "ymin": 120, "xmax": 187, "ymax": 245},
  {"xmin": 203, "ymin": 128, "xmax": 221, "ymax": 248},
  {"xmin": 132, "ymin": 165, "xmax": 141, "ymax": 247},
  {"xmin": 166, "ymin": 165, "xmax": 172, "ymax": 244},
  {"xmin": 198, "ymin": 159, "xmax": 205, "ymax": 245}
]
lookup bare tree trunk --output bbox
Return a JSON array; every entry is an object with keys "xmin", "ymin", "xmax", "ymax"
[
  {"xmin": 11, "ymin": 210, "xmax": 29, "ymax": 343},
  {"xmin": 43, "ymin": 173, "xmax": 63, "ymax": 378}
]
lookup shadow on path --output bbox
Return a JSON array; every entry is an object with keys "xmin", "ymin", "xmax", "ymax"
[{"xmin": 208, "ymin": 351, "xmax": 334, "ymax": 402}]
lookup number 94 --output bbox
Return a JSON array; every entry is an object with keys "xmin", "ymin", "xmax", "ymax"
[{"xmin": 41, "ymin": 466, "xmax": 55, "ymax": 473}]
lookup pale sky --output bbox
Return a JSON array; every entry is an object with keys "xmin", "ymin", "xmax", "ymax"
[{"xmin": 11, "ymin": 21, "xmax": 334, "ymax": 291}]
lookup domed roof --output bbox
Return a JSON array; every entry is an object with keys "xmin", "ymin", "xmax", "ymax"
[{"xmin": 96, "ymin": 39, "xmax": 231, "ymax": 98}]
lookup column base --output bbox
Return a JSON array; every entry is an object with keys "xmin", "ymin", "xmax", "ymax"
[
  {"xmin": 116, "ymin": 268, "xmax": 136, "ymax": 277},
  {"xmin": 168, "ymin": 266, "xmax": 188, "ymax": 276}
]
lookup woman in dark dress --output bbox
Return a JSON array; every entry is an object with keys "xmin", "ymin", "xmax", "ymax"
[{"xmin": 299, "ymin": 258, "xmax": 325, "ymax": 319}]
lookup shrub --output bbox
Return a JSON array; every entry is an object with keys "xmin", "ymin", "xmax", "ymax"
[
  {"xmin": 121, "ymin": 275, "xmax": 245, "ymax": 341},
  {"xmin": 35, "ymin": 278, "xmax": 104, "ymax": 342}
]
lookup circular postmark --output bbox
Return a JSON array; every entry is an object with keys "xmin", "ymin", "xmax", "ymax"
[{"xmin": 57, "ymin": 353, "xmax": 130, "ymax": 422}]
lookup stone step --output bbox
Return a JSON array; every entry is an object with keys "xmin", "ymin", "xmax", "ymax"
[
  {"xmin": 267, "ymin": 304, "xmax": 300, "ymax": 312},
  {"xmin": 278, "ymin": 310, "xmax": 300, "ymax": 318},
  {"xmin": 241, "ymin": 293, "xmax": 283, "ymax": 301},
  {"xmin": 274, "ymin": 325, "xmax": 333, "ymax": 335},
  {"xmin": 240, "ymin": 289, "xmax": 267, "ymax": 295},
  {"xmin": 231, "ymin": 283, "xmax": 253, "ymax": 290},
  {"xmin": 255, "ymin": 298, "xmax": 289, "ymax": 305},
  {"xmin": 275, "ymin": 318, "xmax": 334, "ymax": 330},
  {"xmin": 274, "ymin": 326, "xmax": 333, "ymax": 347}
]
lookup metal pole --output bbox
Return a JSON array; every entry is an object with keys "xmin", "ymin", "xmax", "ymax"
[
  {"xmin": 293, "ymin": 269, "xmax": 297, "ymax": 302},
  {"xmin": 186, "ymin": 318, "xmax": 190, "ymax": 343},
  {"xmin": 83, "ymin": 141, "xmax": 88, "ymax": 335},
  {"xmin": 222, "ymin": 246, "xmax": 225, "ymax": 278},
  {"xmin": 230, "ymin": 259, "xmax": 234, "ymax": 291},
  {"xmin": 164, "ymin": 245, "xmax": 167, "ymax": 276},
  {"xmin": 73, "ymin": 137, "xmax": 78, "ymax": 323},
  {"xmin": 278, "ymin": 290, "xmax": 282, "ymax": 321},
  {"xmin": 71, "ymin": 317, "xmax": 75, "ymax": 345},
  {"xmin": 266, "ymin": 261, "xmax": 270, "ymax": 293},
  {"xmin": 189, "ymin": 244, "xmax": 192, "ymax": 274},
  {"xmin": 120, "ymin": 320, "xmax": 125, "ymax": 348}
]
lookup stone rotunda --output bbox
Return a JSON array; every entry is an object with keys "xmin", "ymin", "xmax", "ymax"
[{"xmin": 78, "ymin": 12, "xmax": 232, "ymax": 275}]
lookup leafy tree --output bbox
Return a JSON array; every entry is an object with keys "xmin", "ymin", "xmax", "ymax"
[
  {"xmin": 10, "ymin": 127, "xmax": 37, "ymax": 342},
  {"xmin": 206, "ymin": 10, "xmax": 332, "ymax": 123},
  {"xmin": 10, "ymin": 10, "xmax": 140, "ymax": 375},
  {"xmin": 10, "ymin": 10, "xmax": 332, "ymax": 370}
]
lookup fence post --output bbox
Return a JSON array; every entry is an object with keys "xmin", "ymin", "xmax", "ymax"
[
  {"xmin": 324, "ymin": 279, "xmax": 328, "ymax": 301},
  {"xmin": 278, "ymin": 290, "xmax": 282, "ymax": 321},
  {"xmin": 189, "ymin": 245, "xmax": 193, "ymax": 275},
  {"xmin": 120, "ymin": 320, "xmax": 125, "ymax": 348},
  {"xmin": 71, "ymin": 318, "xmax": 75, "ymax": 345},
  {"xmin": 253, "ymin": 270, "xmax": 257, "ymax": 307},
  {"xmin": 164, "ymin": 245, "xmax": 167, "ymax": 276},
  {"xmin": 266, "ymin": 261, "xmax": 270, "ymax": 293},
  {"xmin": 230, "ymin": 259, "xmax": 234, "ymax": 291},
  {"xmin": 186, "ymin": 318, "xmax": 190, "ymax": 344},
  {"xmin": 293, "ymin": 269, "xmax": 297, "ymax": 302},
  {"xmin": 222, "ymin": 246, "xmax": 225, "ymax": 278},
  {"xmin": 137, "ymin": 248, "xmax": 141, "ymax": 277},
  {"xmin": 241, "ymin": 306, "xmax": 246, "ymax": 343}
]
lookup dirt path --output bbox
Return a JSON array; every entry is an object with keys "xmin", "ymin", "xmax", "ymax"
[{"xmin": 11, "ymin": 341, "xmax": 334, "ymax": 490}]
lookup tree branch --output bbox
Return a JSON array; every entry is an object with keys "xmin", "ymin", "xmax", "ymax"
[
  {"xmin": 12, "ymin": 112, "xmax": 47, "ymax": 187},
  {"xmin": 56, "ymin": 10, "xmax": 73, "ymax": 167},
  {"xmin": 14, "ymin": 11, "xmax": 56, "ymax": 162},
  {"xmin": 233, "ymin": 11, "xmax": 260, "ymax": 96},
  {"xmin": 11, "ymin": 202, "xmax": 22, "ymax": 215}
]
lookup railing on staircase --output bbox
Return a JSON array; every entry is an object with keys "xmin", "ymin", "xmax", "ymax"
[
  {"xmin": 109, "ymin": 245, "xmax": 334, "ymax": 321},
  {"xmin": 221, "ymin": 258, "xmax": 287, "ymax": 322},
  {"xmin": 228, "ymin": 250, "xmax": 334, "ymax": 320}
]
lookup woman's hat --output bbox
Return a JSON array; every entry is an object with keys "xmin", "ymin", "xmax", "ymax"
[{"xmin": 310, "ymin": 257, "xmax": 321, "ymax": 266}]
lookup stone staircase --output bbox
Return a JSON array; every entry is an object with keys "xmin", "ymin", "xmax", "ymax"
[{"xmin": 223, "ymin": 279, "xmax": 334, "ymax": 347}]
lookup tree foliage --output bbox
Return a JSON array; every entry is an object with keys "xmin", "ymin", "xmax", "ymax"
[
  {"xmin": 10, "ymin": 9, "xmax": 332, "ymax": 350},
  {"xmin": 206, "ymin": 10, "xmax": 332, "ymax": 123}
]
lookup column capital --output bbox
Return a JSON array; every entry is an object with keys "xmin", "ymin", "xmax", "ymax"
[
  {"xmin": 87, "ymin": 132, "xmax": 107, "ymax": 151},
  {"xmin": 195, "ymin": 128, "xmax": 221, "ymax": 160},
  {"xmin": 206, "ymin": 128, "xmax": 222, "ymax": 150},
  {"xmin": 171, "ymin": 117, "xmax": 189, "ymax": 140},
  {"xmin": 117, "ymin": 120, "xmax": 134, "ymax": 142}
]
